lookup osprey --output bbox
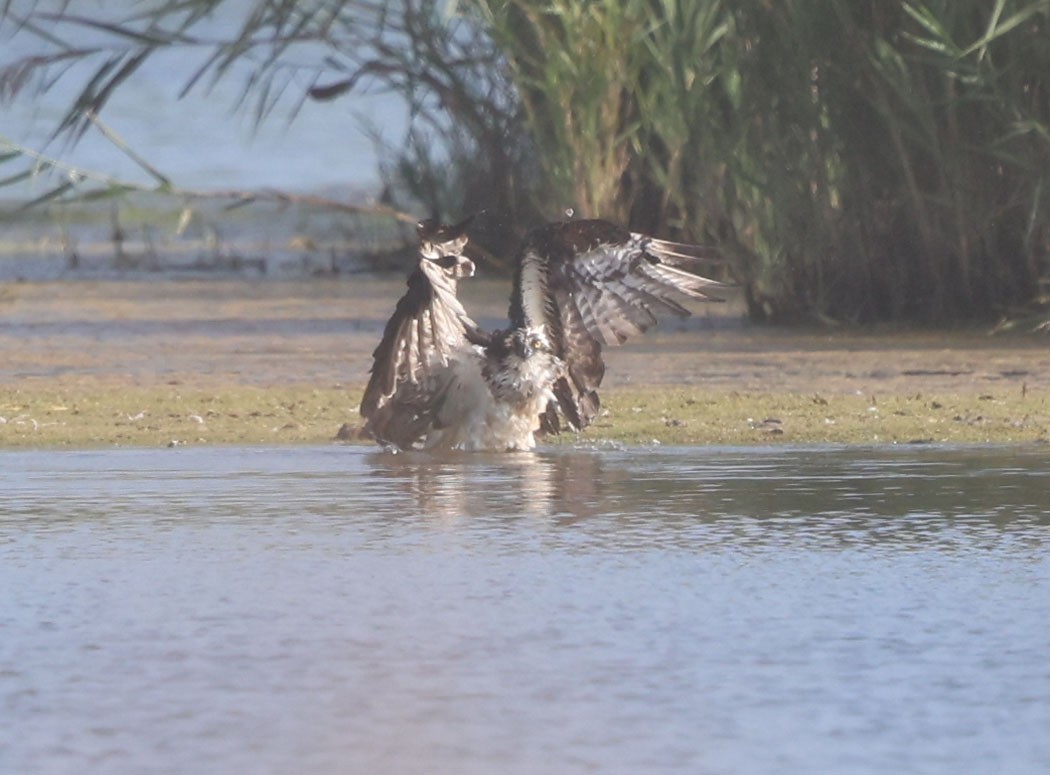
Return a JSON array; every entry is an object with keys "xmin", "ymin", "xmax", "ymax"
[{"xmin": 360, "ymin": 216, "xmax": 728, "ymax": 451}]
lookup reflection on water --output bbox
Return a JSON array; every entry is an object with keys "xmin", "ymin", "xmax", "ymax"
[{"xmin": 2, "ymin": 445, "xmax": 1050, "ymax": 774}]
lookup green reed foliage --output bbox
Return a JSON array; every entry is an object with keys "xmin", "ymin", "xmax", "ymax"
[
  {"xmin": 478, "ymin": 0, "xmax": 1050, "ymax": 322},
  {"xmin": 477, "ymin": 0, "xmax": 730, "ymax": 229},
  {"xmin": 3, "ymin": 1, "xmax": 1048, "ymax": 321},
  {"xmin": 729, "ymin": 0, "xmax": 1050, "ymax": 321}
]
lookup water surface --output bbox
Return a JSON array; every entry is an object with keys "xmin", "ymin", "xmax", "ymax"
[{"xmin": 2, "ymin": 445, "xmax": 1049, "ymax": 774}]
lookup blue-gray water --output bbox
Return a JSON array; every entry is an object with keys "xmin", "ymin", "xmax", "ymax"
[
  {"xmin": 2, "ymin": 11, "xmax": 405, "ymax": 196},
  {"xmin": 2, "ymin": 444, "xmax": 1050, "ymax": 774},
  {"xmin": 3, "ymin": 9, "xmax": 410, "ymax": 279}
]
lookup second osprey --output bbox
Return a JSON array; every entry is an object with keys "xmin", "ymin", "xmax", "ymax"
[{"xmin": 360, "ymin": 216, "xmax": 728, "ymax": 451}]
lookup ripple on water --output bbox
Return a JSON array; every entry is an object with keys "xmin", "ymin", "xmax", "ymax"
[{"xmin": 2, "ymin": 444, "xmax": 1049, "ymax": 774}]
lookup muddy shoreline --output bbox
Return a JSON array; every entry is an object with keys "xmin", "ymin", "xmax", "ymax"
[{"xmin": 2, "ymin": 279, "xmax": 1048, "ymax": 448}]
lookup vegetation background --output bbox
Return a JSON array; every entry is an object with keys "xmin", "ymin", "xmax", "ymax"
[{"xmin": 2, "ymin": 0, "xmax": 1049, "ymax": 324}]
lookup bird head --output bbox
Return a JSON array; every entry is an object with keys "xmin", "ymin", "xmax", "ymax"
[
  {"xmin": 416, "ymin": 214, "xmax": 476, "ymax": 260},
  {"xmin": 506, "ymin": 327, "xmax": 552, "ymax": 360}
]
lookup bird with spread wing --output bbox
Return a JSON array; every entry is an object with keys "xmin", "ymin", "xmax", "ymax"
[{"xmin": 360, "ymin": 216, "xmax": 729, "ymax": 451}]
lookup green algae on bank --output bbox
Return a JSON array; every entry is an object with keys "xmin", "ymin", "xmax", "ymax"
[
  {"xmin": 0, "ymin": 386, "xmax": 361, "ymax": 449},
  {"xmin": 591, "ymin": 388, "xmax": 1050, "ymax": 446},
  {"xmin": 2, "ymin": 384, "xmax": 1047, "ymax": 449}
]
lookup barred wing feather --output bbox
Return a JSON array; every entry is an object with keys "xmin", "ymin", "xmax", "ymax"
[
  {"xmin": 511, "ymin": 219, "xmax": 728, "ymax": 432},
  {"xmin": 360, "ymin": 253, "xmax": 477, "ymax": 447}
]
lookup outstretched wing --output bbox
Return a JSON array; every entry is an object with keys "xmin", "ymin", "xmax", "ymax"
[
  {"xmin": 360, "ymin": 220, "xmax": 482, "ymax": 448},
  {"xmin": 509, "ymin": 219, "xmax": 729, "ymax": 432}
]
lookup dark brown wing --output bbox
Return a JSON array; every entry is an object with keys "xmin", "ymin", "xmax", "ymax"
[
  {"xmin": 360, "ymin": 251, "xmax": 479, "ymax": 448},
  {"xmin": 511, "ymin": 219, "xmax": 729, "ymax": 432}
]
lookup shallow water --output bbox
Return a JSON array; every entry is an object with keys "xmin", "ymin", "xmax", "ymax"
[{"xmin": 2, "ymin": 444, "xmax": 1050, "ymax": 774}]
